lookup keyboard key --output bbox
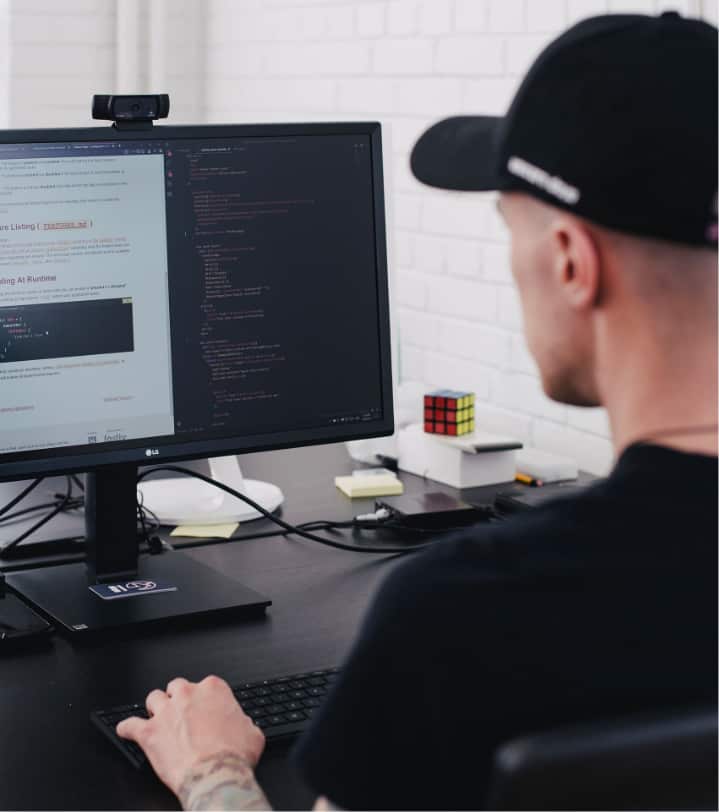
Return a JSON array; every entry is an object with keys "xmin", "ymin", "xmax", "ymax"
[
  {"xmin": 301, "ymin": 697, "xmax": 322, "ymax": 708},
  {"xmin": 289, "ymin": 690, "xmax": 306, "ymax": 699},
  {"xmin": 265, "ymin": 704, "xmax": 286, "ymax": 715},
  {"xmin": 261, "ymin": 720, "xmax": 308, "ymax": 738},
  {"xmin": 307, "ymin": 677, "xmax": 326, "ymax": 687},
  {"xmin": 308, "ymin": 687, "xmax": 325, "ymax": 696},
  {"xmin": 267, "ymin": 715, "xmax": 287, "ymax": 726},
  {"xmin": 286, "ymin": 711, "xmax": 306, "ymax": 723}
]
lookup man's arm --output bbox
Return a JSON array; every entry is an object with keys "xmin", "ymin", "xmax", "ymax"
[
  {"xmin": 177, "ymin": 752, "xmax": 339, "ymax": 812},
  {"xmin": 178, "ymin": 752, "xmax": 340, "ymax": 812},
  {"xmin": 176, "ymin": 751, "xmax": 270, "ymax": 811},
  {"xmin": 116, "ymin": 675, "xmax": 340, "ymax": 812}
]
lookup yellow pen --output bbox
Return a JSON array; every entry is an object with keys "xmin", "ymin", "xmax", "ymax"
[{"xmin": 515, "ymin": 472, "xmax": 544, "ymax": 487}]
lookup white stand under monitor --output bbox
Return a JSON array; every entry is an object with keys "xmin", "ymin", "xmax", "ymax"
[{"xmin": 138, "ymin": 455, "xmax": 284, "ymax": 525}]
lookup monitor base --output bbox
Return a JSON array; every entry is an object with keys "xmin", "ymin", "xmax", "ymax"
[
  {"xmin": 7, "ymin": 551, "xmax": 271, "ymax": 637},
  {"xmin": 139, "ymin": 456, "xmax": 284, "ymax": 525}
]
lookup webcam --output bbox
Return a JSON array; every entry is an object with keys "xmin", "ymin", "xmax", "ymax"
[{"xmin": 92, "ymin": 95, "xmax": 170, "ymax": 126}]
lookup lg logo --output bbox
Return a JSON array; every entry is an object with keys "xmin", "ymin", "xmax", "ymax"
[{"xmin": 145, "ymin": 448, "xmax": 160, "ymax": 457}]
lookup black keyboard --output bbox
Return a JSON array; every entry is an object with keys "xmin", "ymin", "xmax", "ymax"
[{"xmin": 91, "ymin": 666, "xmax": 340, "ymax": 769}]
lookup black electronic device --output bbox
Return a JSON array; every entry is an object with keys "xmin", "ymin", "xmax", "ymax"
[
  {"xmin": 0, "ymin": 104, "xmax": 393, "ymax": 634},
  {"xmin": 92, "ymin": 665, "xmax": 341, "ymax": 768},
  {"xmin": 376, "ymin": 491, "xmax": 487, "ymax": 530},
  {"xmin": 92, "ymin": 94, "xmax": 170, "ymax": 125}
]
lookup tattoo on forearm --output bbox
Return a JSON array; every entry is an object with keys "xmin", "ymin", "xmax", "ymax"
[{"xmin": 177, "ymin": 751, "xmax": 271, "ymax": 811}]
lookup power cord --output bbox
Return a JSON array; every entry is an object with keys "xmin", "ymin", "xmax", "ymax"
[
  {"xmin": 0, "ymin": 478, "xmax": 44, "ymax": 520},
  {"xmin": 0, "ymin": 476, "xmax": 162, "ymax": 559},
  {"xmin": 0, "ymin": 495, "xmax": 84, "ymax": 526},
  {"xmin": 297, "ymin": 507, "xmax": 497, "ymax": 536},
  {"xmin": 137, "ymin": 466, "xmax": 437, "ymax": 555},
  {"xmin": 0, "ymin": 467, "xmax": 494, "ymax": 559},
  {"xmin": 0, "ymin": 476, "xmax": 81, "ymax": 556}
]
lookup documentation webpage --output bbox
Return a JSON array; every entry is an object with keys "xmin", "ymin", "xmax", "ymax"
[
  {"xmin": 0, "ymin": 132, "xmax": 386, "ymax": 459},
  {"xmin": 0, "ymin": 143, "xmax": 174, "ymax": 453}
]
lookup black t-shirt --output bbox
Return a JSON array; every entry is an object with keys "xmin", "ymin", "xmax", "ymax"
[{"xmin": 293, "ymin": 443, "xmax": 718, "ymax": 810}]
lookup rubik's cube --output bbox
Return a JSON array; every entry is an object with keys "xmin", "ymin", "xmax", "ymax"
[{"xmin": 424, "ymin": 390, "xmax": 475, "ymax": 436}]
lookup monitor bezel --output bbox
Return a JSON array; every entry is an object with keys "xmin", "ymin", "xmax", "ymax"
[{"xmin": 0, "ymin": 121, "xmax": 394, "ymax": 482}]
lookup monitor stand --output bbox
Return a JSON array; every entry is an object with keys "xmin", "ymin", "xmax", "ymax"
[
  {"xmin": 6, "ymin": 464, "xmax": 271, "ymax": 637},
  {"xmin": 138, "ymin": 455, "xmax": 284, "ymax": 525}
]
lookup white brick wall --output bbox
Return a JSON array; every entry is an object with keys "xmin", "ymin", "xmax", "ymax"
[
  {"xmin": 201, "ymin": 0, "xmax": 711, "ymax": 476},
  {"xmin": 9, "ymin": 0, "xmax": 115, "ymax": 127},
  {"xmin": 0, "ymin": 0, "xmax": 9, "ymax": 128},
  {"xmin": 3, "ymin": 0, "xmax": 714, "ymax": 475},
  {"xmin": 6, "ymin": 0, "xmax": 205, "ymax": 127}
]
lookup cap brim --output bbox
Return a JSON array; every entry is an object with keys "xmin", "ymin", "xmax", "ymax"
[{"xmin": 410, "ymin": 115, "xmax": 504, "ymax": 191}]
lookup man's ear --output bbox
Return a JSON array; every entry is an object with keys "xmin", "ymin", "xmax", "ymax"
[{"xmin": 551, "ymin": 218, "xmax": 601, "ymax": 310}]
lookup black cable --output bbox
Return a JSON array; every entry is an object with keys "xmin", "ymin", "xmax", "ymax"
[
  {"xmin": 0, "ymin": 466, "xmax": 491, "ymax": 557},
  {"xmin": 0, "ymin": 473, "xmax": 168, "ymax": 560},
  {"xmin": 137, "ymin": 496, "xmax": 149, "ymax": 547},
  {"xmin": 1, "ymin": 476, "xmax": 75, "ymax": 556},
  {"xmin": 139, "ymin": 502, "xmax": 162, "ymax": 534},
  {"xmin": 0, "ymin": 498, "xmax": 83, "ymax": 526},
  {"xmin": 297, "ymin": 516, "xmax": 494, "ymax": 536},
  {"xmin": 136, "ymin": 489, "xmax": 168, "ymax": 551},
  {"xmin": 138, "ymin": 466, "xmax": 434, "ymax": 555},
  {"xmin": 0, "ymin": 478, "xmax": 43, "ymax": 519}
]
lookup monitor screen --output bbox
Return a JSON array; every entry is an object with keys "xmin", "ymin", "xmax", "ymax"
[{"xmin": 0, "ymin": 123, "xmax": 393, "ymax": 481}]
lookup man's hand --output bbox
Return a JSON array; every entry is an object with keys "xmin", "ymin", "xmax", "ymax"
[{"xmin": 116, "ymin": 675, "xmax": 265, "ymax": 797}]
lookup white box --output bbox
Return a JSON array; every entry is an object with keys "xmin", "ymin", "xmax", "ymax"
[
  {"xmin": 398, "ymin": 423, "xmax": 520, "ymax": 489},
  {"xmin": 515, "ymin": 448, "xmax": 578, "ymax": 483}
]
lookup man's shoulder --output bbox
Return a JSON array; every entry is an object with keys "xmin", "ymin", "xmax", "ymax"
[{"xmin": 376, "ymin": 480, "xmax": 611, "ymax": 616}]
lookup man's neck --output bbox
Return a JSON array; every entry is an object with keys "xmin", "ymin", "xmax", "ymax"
[{"xmin": 597, "ymin": 311, "xmax": 718, "ymax": 458}]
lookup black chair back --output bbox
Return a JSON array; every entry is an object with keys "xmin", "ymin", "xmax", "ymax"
[{"xmin": 485, "ymin": 707, "xmax": 718, "ymax": 810}]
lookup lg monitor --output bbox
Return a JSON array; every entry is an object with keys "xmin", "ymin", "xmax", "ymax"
[{"xmin": 0, "ymin": 121, "xmax": 393, "ymax": 634}]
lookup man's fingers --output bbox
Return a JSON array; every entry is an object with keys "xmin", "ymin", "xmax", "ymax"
[
  {"xmin": 166, "ymin": 677, "xmax": 192, "ymax": 697},
  {"xmin": 200, "ymin": 674, "xmax": 232, "ymax": 695},
  {"xmin": 116, "ymin": 715, "xmax": 149, "ymax": 742},
  {"xmin": 146, "ymin": 688, "xmax": 169, "ymax": 717}
]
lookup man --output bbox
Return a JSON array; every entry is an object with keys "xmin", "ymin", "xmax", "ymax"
[{"xmin": 118, "ymin": 12, "xmax": 718, "ymax": 810}]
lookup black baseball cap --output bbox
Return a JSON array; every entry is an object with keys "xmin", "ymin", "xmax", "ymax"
[{"xmin": 410, "ymin": 12, "xmax": 718, "ymax": 247}]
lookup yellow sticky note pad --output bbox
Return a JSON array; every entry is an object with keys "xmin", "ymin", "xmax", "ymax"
[
  {"xmin": 170, "ymin": 523, "xmax": 239, "ymax": 539},
  {"xmin": 335, "ymin": 474, "xmax": 404, "ymax": 498}
]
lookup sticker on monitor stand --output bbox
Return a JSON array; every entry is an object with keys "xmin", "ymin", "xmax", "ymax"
[{"xmin": 89, "ymin": 579, "xmax": 178, "ymax": 600}]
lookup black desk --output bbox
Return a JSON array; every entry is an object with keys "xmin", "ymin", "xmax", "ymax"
[{"xmin": 0, "ymin": 444, "xmax": 593, "ymax": 810}]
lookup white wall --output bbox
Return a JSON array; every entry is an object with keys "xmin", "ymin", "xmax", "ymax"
[
  {"xmin": 202, "ymin": 0, "xmax": 713, "ymax": 475},
  {"xmin": 6, "ymin": 0, "xmax": 206, "ymax": 127},
  {"xmin": 0, "ymin": 1, "xmax": 9, "ymax": 128},
  {"xmin": 4, "ymin": 0, "xmax": 716, "ymax": 474}
]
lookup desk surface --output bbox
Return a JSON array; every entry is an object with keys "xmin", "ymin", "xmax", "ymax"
[{"xmin": 0, "ymin": 444, "xmax": 595, "ymax": 810}]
